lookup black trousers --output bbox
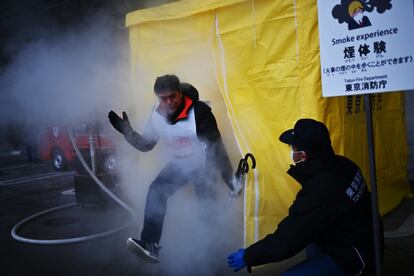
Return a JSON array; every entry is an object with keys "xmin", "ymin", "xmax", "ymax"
[{"xmin": 140, "ymin": 162, "xmax": 216, "ymax": 244}]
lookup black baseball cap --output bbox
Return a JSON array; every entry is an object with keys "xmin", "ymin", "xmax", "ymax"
[{"xmin": 279, "ymin": 118, "xmax": 332, "ymax": 151}]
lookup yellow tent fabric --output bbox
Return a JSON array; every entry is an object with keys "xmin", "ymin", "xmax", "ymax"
[{"xmin": 126, "ymin": 0, "xmax": 410, "ymax": 247}]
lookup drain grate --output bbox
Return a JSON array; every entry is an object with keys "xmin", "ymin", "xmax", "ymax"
[{"xmin": 42, "ymin": 217, "xmax": 80, "ymax": 227}]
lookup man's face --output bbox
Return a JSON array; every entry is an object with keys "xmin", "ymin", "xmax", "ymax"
[{"xmin": 156, "ymin": 89, "xmax": 183, "ymax": 115}]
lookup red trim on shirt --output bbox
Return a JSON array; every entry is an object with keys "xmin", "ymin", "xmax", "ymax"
[{"xmin": 176, "ymin": 96, "xmax": 193, "ymax": 121}]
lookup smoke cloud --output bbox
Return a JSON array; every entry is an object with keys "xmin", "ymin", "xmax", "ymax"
[
  {"xmin": 114, "ymin": 23, "xmax": 247, "ymax": 275},
  {"xmin": 119, "ymin": 150, "xmax": 246, "ymax": 275},
  {"xmin": 0, "ymin": 3, "xmax": 247, "ymax": 275},
  {"xmin": 0, "ymin": 14, "xmax": 131, "ymax": 128}
]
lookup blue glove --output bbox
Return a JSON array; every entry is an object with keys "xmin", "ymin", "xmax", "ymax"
[{"xmin": 227, "ymin": 248, "xmax": 246, "ymax": 272}]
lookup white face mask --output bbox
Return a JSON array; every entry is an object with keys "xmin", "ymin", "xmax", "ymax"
[{"xmin": 290, "ymin": 148, "xmax": 306, "ymax": 164}]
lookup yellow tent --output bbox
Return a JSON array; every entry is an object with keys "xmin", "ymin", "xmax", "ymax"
[{"xmin": 126, "ymin": 0, "xmax": 410, "ymax": 247}]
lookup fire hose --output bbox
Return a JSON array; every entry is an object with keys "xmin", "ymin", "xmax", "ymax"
[{"xmin": 10, "ymin": 129, "xmax": 136, "ymax": 245}]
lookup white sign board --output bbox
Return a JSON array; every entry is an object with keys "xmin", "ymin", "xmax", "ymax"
[{"xmin": 317, "ymin": 0, "xmax": 414, "ymax": 97}]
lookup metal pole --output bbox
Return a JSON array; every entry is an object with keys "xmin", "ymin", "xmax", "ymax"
[
  {"xmin": 364, "ymin": 94, "xmax": 382, "ymax": 276},
  {"xmin": 89, "ymin": 130, "xmax": 96, "ymax": 175}
]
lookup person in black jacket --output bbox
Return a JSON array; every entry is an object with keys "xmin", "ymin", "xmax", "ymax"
[
  {"xmin": 228, "ymin": 118, "xmax": 382, "ymax": 275},
  {"xmin": 108, "ymin": 74, "xmax": 243, "ymax": 263}
]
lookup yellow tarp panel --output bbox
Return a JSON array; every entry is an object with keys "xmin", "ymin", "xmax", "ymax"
[{"xmin": 126, "ymin": 0, "xmax": 410, "ymax": 248}]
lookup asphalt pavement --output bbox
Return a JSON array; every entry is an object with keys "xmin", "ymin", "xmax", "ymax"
[{"xmin": 1, "ymin": 155, "xmax": 414, "ymax": 275}]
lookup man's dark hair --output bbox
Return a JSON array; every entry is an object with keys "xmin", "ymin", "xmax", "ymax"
[{"xmin": 154, "ymin": 74, "xmax": 181, "ymax": 94}]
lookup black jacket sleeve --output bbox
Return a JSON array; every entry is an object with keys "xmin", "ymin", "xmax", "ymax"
[
  {"xmin": 123, "ymin": 116, "xmax": 158, "ymax": 152},
  {"xmin": 194, "ymin": 101, "xmax": 234, "ymax": 190},
  {"xmin": 123, "ymin": 129, "xmax": 156, "ymax": 152},
  {"xmin": 243, "ymin": 175, "xmax": 337, "ymax": 267}
]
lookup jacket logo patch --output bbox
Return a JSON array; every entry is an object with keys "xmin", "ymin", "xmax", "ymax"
[{"xmin": 345, "ymin": 169, "xmax": 366, "ymax": 202}]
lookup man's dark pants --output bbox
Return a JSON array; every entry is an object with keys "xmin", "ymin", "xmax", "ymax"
[{"xmin": 141, "ymin": 162, "xmax": 216, "ymax": 244}]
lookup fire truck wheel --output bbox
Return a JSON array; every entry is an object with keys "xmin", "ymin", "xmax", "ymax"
[{"xmin": 52, "ymin": 148, "xmax": 68, "ymax": 171}]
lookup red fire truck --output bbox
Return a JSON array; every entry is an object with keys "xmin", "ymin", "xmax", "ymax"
[{"xmin": 38, "ymin": 123, "xmax": 118, "ymax": 174}]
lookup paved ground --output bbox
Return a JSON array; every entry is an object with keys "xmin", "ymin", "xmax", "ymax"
[
  {"xmin": 0, "ymin": 157, "xmax": 138, "ymax": 275},
  {"xmin": 382, "ymin": 192, "xmax": 414, "ymax": 275},
  {"xmin": 1, "ymin": 155, "xmax": 414, "ymax": 275},
  {"xmin": 0, "ymin": 155, "xmax": 246, "ymax": 276}
]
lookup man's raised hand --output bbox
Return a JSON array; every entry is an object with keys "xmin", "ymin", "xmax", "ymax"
[{"xmin": 108, "ymin": 110, "xmax": 132, "ymax": 135}]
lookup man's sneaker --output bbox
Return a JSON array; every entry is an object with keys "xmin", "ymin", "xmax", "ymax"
[{"xmin": 126, "ymin": 238, "xmax": 160, "ymax": 263}]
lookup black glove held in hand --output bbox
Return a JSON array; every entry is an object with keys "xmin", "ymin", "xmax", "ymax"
[
  {"xmin": 229, "ymin": 153, "xmax": 256, "ymax": 197},
  {"xmin": 108, "ymin": 110, "xmax": 132, "ymax": 135}
]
